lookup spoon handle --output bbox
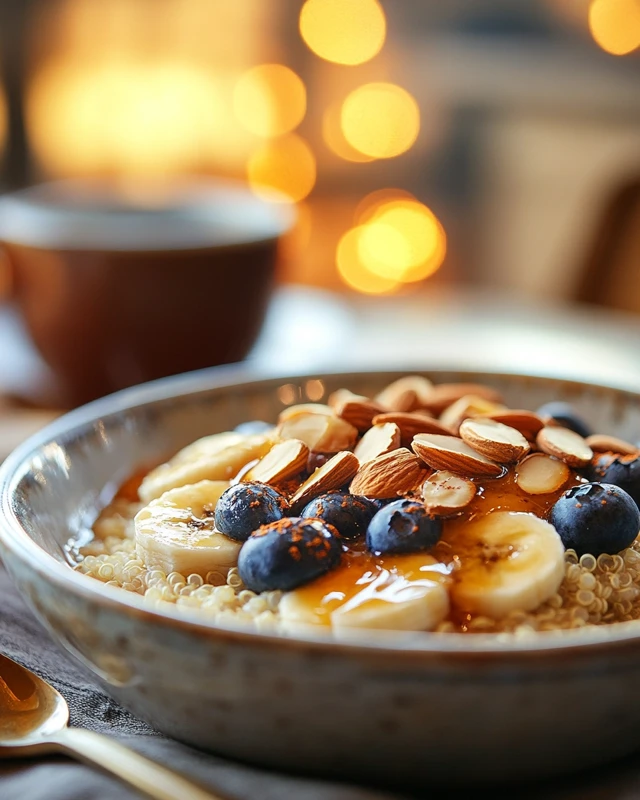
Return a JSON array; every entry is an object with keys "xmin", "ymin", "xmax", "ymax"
[{"xmin": 50, "ymin": 727, "xmax": 225, "ymax": 800}]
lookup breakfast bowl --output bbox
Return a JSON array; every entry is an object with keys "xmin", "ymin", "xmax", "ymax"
[{"xmin": 2, "ymin": 365, "xmax": 640, "ymax": 787}]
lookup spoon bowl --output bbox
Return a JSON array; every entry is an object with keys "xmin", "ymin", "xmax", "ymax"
[
  {"xmin": 0, "ymin": 652, "xmax": 221, "ymax": 799},
  {"xmin": 0, "ymin": 653, "xmax": 69, "ymax": 752}
]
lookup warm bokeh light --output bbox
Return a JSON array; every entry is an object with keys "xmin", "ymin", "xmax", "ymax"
[
  {"xmin": 247, "ymin": 133, "xmax": 316, "ymax": 203},
  {"xmin": 588, "ymin": 0, "xmax": 640, "ymax": 55},
  {"xmin": 340, "ymin": 83, "xmax": 420, "ymax": 159},
  {"xmin": 25, "ymin": 0, "xmax": 272, "ymax": 177},
  {"xmin": 299, "ymin": 0, "xmax": 386, "ymax": 66},
  {"xmin": 336, "ymin": 226, "xmax": 401, "ymax": 294},
  {"xmin": 354, "ymin": 188, "xmax": 418, "ymax": 224},
  {"xmin": 233, "ymin": 64, "xmax": 306, "ymax": 138},
  {"xmin": 362, "ymin": 199, "xmax": 446, "ymax": 282},
  {"xmin": 322, "ymin": 103, "xmax": 375, "ymax": 163},
  {"xmin": 27, "ymin": 59, "xmax": 257, "ymax": 176}
]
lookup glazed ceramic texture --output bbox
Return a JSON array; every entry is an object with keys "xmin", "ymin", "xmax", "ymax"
[{"xmin": 2, "ymin": 366, "xmax": 640, "ymax": 787}]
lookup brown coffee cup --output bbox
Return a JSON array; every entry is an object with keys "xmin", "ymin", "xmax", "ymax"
[{"xmin": 0, "ymin": 179, "xmax": 294, "ymax": 407}]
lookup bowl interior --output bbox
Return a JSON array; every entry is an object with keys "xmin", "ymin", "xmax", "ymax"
[{"xmin": 3, "ymin": 366, "xmax": 640, "ymax": 651}]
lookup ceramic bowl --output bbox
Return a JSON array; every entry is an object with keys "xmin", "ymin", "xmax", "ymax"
[{"xmin": 2, "ymin": 366, "xmax": 640, "ymax": 787}]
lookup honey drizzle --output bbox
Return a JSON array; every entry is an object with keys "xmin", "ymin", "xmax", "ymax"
[{"xmin": 291, "ymin": 468, "xmax": 581, "ymax": 627}]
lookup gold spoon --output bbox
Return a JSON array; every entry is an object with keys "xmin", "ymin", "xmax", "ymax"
[{"xmin": 0, "ymin": 652, "xmax": 224, "ymax": 799}]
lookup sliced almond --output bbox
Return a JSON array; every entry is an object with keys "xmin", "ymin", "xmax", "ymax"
[
  {"xmin": 371, "ymin": 411, "xmax": 452, "ymax": 446},
  {"xmin": 412, "ymin": 433, "xmax": 503, "ymax": 478},
  {"xmin": 481, "ymin": 409, "xmax": 544, "ymax": 441},
  {"xmin": 459, "ymin": 418, "xmax": 530, "ymax": 464},
  {"xmin": 374, "ymin": 375, "xmax": 433, "ymax": 412},
  {"xmin": 515, "ymin": 453, "xmax": 570, "ymax": 495},
  {"xmin": 329, "ymin": 389, "xmax": 385, "ymax": 431},
  {"xmin": 354, "ymin": 422, "xmax": 401, "ymax": 465},
  {"xmin": 290, "ymin": 451, "xmax": 359, "ymax": 509},
  {"xmin": 231, "ymin": 458, "xmax": 260, "ymax": 484},
  {"xmin": 277, "ymin": 413, "xmax": 358, "ymax": 453},
  {"xmin": 349, "ymin": 448, "xmax": 429, "ymax": 498},
  {"xmin": 438, "ymin": 394, "xmax": 506, "ymax": 434},
  {"xmin": 278, "ymin": 403, "xmax": 334, "ymax": 423},
  {"xmin": 536, "ymin": 426, "xmax": 593, "ymax": 468},
  {"xmin": 421, "ymin": 383, "xmax": 504, "ymax": 416},
  {"xmin": 327, "ymin": 387, "xmax": 356, "ymax": 407},
  {"xmin": 585, "ymin": 434, "xmax": 638, "ymax": 456},
  {"xmin": 422, "ymin": 471, "xmax": 476, "ymax": 515},
  {"xmin": 243, "ymin": 439, "xmax": 309, "ymax": 485}
]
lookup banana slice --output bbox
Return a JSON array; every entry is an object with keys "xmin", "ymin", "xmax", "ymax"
[
  {"xmin": 279, "ymin": 554, "xmax": 451, "ymax": 632},
  {"xmin": 139, "ymin": 432, "xmax": 276, "ymax": 502},
  {"xmin": 135, "ymin": 480, "xmax": 240, "ymax": 577},
  {"xmin": 450, "ymin": 511, "xmax": 565, "ymax": 619},
  {"xmin": 171, "ymin": 432, "xmax": 245, "ymax": 464}
]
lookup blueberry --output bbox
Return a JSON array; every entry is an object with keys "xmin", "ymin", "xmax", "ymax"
[
  {"xmin": 234, "ymin": 420, "xmax": 273, "ymax": 435},
  {"xmin": 366, "ymin": 499, "xmax": 443, "ymax": 555},
  {"xmin": 300, "ymin": 491, "xmax": 378, "ymax": 540},
  {"xmin": 591, "ymin": 455, "xmax": 640, "ymax": 508},
  {"xmin": 367, "ymin": 498, "xmax": 395, "ymax": 511},
  {"xmin": 214, "ymin": 482, "xmax": 288, "ymax": 542},
  {"xmin": 535, "ymin": 402, "xmax": 591, "ymax": 438},
  {"xmin": 238, "ymin": 518, "xmax": 342, "ymax": 592},
  {"xmin": 549, "ymin": 482, "xmax": 640, "ymax": 557}
]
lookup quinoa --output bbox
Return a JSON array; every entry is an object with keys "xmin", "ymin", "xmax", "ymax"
[
  {"xmin": 75, "ymin": 500, "xmax": 282, "ymax": 633},
  {"xmin": 75, "ymin": 496, "xmax": 640, "ymax": 635}
]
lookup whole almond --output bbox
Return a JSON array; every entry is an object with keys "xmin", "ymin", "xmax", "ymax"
[
  {"xmin": 536, "ymin": 426, "xmax": 593, "ymax": 468},
  {"xmin": 290, "ymin": 451, "xmax": 359, "ymax": 509},
  {"xmin": 354, "ymin": 422, "xmax": 401, "ymax": 465},
  {"xmin": 481, "ymin": 409, "xmax": 544, "ymax": 441},
  {"xmin": 371, "ymin": 411, "xmax": 452, "ymax": 446},
  {"xmin": 350, "ymin": 448, "xmax": 429, "ymax": 498},
  {"xmin": 515, "ymin": 453, "xmax": 570, "ymax": 495},
  {"xmin": 243, "ymin": 439, "xmax": 309, "ymax": 485},
  {"xmin": 421, "ymin": 383, "xmax": 503, "ymax": 416},
  {"xmin": 374, "ymin": 376, "xmax": 433, "ymax": 412},
  {"xmin": 585, "ymin": 434, "xmax": 638, "ymax": 456},
  {"xmin": 330, "ymin": 389, "xmax": 385, "ymax": 431},
  {"xmin": 277, "ymin": 413, "xmax": 358, "ymax": 453},
  {"xmin": 438, "ymin": 394, "xmax": 506, "ymax": 434},
  {"xmin": 459, "ymin": 418, "xmax": 530, "ymax": 464},
  {"xmin": 422, "ymin": 471, "xmax": 476, "ymax": 515},
  {"xmin": 412, "ymin": 433, "xmax": 503, "ymax": 478}
]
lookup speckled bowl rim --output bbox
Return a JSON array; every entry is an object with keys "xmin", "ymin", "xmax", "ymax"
[{"xmin": 4, "ymin": 362, "xmax": 640, "ymax": 659}]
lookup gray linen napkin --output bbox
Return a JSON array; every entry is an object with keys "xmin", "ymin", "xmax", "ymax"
[{"xmin": 2, "ymin": 559, "xmax": 640, "ymax": 800}]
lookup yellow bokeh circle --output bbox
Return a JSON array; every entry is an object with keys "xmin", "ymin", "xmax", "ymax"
[
  {"xmin": 336, "ymin": 226, "xmax": 401, "ymax": 294},
  {"xmin": 234, "ymin": 64, "xmax": 306, "ymax": 138},
  {"xmin": 340, "ymin": 83, "xmax": 420, "ymax": 159},
  {"xmin": 354, "ymin": 188, "xmax": 417, "ymax": 224},
  {"xmin": 322, "ymin": 103, "xmax": 374, "ymax": 163},
  {"xmin": 588, "ymin": 0, "xmax": 640, "ymax": 55},
  {"xmin": 247, "ymin": 133, "xmax": 316, "ymax": 203},
  {"xmin": 357, "ymin": 200, "xmax": 447, "ymax": 283},
  {"xmin": 299, "ymin": 0, "xmax": 386, "ymax": 66}
]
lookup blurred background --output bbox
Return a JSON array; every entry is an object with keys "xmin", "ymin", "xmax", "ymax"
[{"xmin": 0, "ymin": 0, "xmax": 639, "ymax": 438}]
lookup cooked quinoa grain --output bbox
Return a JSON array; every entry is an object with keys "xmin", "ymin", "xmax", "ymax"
[{"xmin": 76, "ymin": 495, "xmax": 640, "ymax": 634}]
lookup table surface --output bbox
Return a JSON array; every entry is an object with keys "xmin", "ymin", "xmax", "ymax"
[{"xmin": 3, "ymin": 284, "xmax": 640, "ymax": 798}]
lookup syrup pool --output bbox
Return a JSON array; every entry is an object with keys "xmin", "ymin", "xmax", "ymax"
[{"xmin": 284, "ymin": 468, "xmax": 580, "ymax": 627}]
